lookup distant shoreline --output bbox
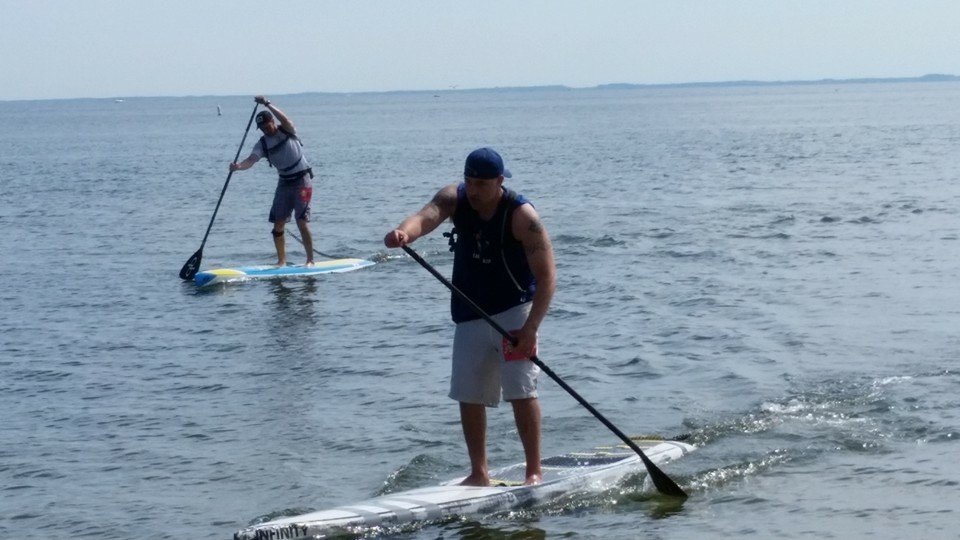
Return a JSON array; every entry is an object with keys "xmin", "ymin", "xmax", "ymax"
[
  {"xmin": 289, "ymin": 73, "xmax": 960, "ymax": 98},
  {"xmin": 595, "ymin": 73, "xmax": 960, "ymax": 90},
  {"xmin": 3, "ymin": 74, "xmax": 958, "ymax": 103},
  {"xmin": 413, "ymin": 73, "xmax": 960, "ymax": 95}
]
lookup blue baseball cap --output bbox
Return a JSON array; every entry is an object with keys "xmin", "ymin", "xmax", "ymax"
[{"xmin": 464, "ymin": 147, "xmax": 512, "ymax": 180}]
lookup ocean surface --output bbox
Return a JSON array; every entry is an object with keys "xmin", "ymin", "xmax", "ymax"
[{"xmin": 2, "ymin": 81, "xmax": 959, "ymax": 539}]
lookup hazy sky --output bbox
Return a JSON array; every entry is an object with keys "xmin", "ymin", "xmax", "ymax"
[{"xmin": 2, "ymin": 0, "xmax": 958, "ymax": 101}]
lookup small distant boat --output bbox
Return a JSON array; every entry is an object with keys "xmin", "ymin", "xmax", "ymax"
[{"xmin": 114, "ymin": 99, "xmax": 124, "ymax": 103}]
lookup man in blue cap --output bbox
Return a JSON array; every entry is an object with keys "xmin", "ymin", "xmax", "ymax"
[
  {"xmin": 230, "ymin": 96, "xmax": 316, "ymax": 266},
  {"xmin": 384, "ymin": 147, "xmax": 557, "ymax": 486}
]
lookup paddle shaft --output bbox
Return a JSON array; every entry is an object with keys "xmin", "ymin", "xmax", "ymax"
[
  {"xmin": 198, "ymin": 104, "xmax": 260, "ymax": 249},
  {"xmin": 179, "ymin": 104, "xmax": 259, "ymax": 280},
  {"xmin": 401, "ymin": 244, "xmax": 687, "ymax": 498},
  {"xmin": 288, "ymin": 229, "xmax": 342, "ymax": 260}
]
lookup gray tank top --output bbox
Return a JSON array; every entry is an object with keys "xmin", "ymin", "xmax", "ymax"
[{"xmin": 251, "ymin": 128, "xmax": 311, "ymax": 178}]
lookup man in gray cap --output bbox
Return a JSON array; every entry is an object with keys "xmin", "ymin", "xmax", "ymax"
[
  {"xmin": 230, "ymin": 95, "xmax": 315, "ymax": 266},
  {"xmin": 384, "ymin": 147, "xmax": 557, "ymax": 486}
]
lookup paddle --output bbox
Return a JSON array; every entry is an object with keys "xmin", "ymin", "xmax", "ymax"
[
  {"xmin": 179, "ymin": 104, "xmax": 260, "ymax": 280},
  {"xmin": 288, "ymin": 229, "xmax": 343, "ymax": 260},
  {"xmin": 401, "ymin": 244, "xmax": 688, "ymax": 498}
]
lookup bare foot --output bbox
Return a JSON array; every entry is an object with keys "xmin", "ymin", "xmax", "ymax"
[
  {"xmin": 524, "ymin": 473, "xmax": 542, "ymax": 486},
  {"xmin": 275, "ymin": 260, "xmax": 286, "ymax": 267},
  {"xmin": 459, "ymin": 473, "xmax": 490, "ymax": 487},
  {"xmin": 305, "ymin": 260, "xmax": 315, "ymax": 267}
]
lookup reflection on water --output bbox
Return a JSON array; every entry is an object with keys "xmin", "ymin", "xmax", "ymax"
[
  {"xmin": 443, "ymin": 519, "xmax": 547, "ymax": 540},
  {"xmin": 265, "ymin": 278, "xmax": 321, "ymax": 351},
  {"xmin": 268, "ymin": 277, "xmax": 320, "ymax": 313}
]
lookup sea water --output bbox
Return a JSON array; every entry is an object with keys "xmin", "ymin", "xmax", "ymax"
[{"xmin": 1, "ymin": 82, "xmax": 958, "ymax": 539}]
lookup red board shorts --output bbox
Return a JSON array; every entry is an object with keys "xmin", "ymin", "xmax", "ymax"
[{"xmin": 269, "ymin": 173, "xmax": 312, "ymax": 223}]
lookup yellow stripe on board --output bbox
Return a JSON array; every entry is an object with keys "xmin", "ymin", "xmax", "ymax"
[{"xmin": 208, "ymin": 269, "xmax": 247, "ymax": 276}]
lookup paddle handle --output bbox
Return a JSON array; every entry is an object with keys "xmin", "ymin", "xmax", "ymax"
[{"xmin": 400, "ymin": 245, "xmax": 687, "ymax": 498}]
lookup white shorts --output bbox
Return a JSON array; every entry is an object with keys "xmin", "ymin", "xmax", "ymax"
[{"xmin": 448, "ymin": 303, "xmax": 540, "ymax": 407}]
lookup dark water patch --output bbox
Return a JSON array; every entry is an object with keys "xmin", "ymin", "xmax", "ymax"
[
  {"xmin": 669, "ymin": 296, "xmax": 717, "ymax": 308},
  {"xmin": 377, "ymin": 453, "xmax": 451, "ymax": 495},
  {"xmin": 643, "ymin": 228, "xmax": 676, "ymax": 239},
  {"xmin": 611, "ymin": 356, "xmax": 651, "ymax": 369},
  {"xmin": 441, "ymin": 520, "xmax": 549, "ymax": 540},
  {"xmin": 552, "ymin": 234, "xmax": 596, "ymax": 246},
  {"xmin": 657, "ymin": 249, "xmax": 718, "ymax": 260},
  {"xmin": 10, "ymin": 512, "xmax": 43, "ymax": 520},
  {"xmin": 608, "ymin": 357, "xmax": 659, "ymax": 380},
  {"xmin": 12, "ymin": 369, "xmax": 73, "ymax": 382},
  {"xmin": 926, "ymin": 432, "xmax": 959, "ymax": 443},
  {"xmin": 591, "ymin": 235, "xmax": 627, "ymax": 248},
  {"xmin": 11, "ymin": 467, "xmax": 67, "ymax": 480},
  {"xmin": 549, "ymin": 307, "xmax": 588, "ymax": 319},
  {"xmin": 559, "ymin": 372, "xmax": 604, "ymax": 385},
  {"xmin": 914, "ymin": 478, "xmax": 960, "ymax": 487},
  {"xmin": 769, "ymin": 215, "xmax": 795, "ymax": 225},
  {"xmin": 728, "ymin": 232, "xmax": 792, "ymax": 240},
  {"xmin": 179, "ymin": 383, "xmax": 231, "ymax": 393}
]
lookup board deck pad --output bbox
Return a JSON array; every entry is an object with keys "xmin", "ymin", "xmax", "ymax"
[
  {"xmin": 194, "ymin": 258, "xmax": 375, "ymax": 288},
  {"xmin": 233, "ymin": 439, "xmax": 693, "ymax": 540}
]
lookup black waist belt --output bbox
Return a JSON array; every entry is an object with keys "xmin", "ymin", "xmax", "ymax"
[{"xmin": 279, "ymin": 168, "xmax": 313, "ymax": 181}]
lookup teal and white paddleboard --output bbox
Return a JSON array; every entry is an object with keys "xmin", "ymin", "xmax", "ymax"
[
  {"xmin": 195, "ymin": 258, "xmax": 374, "ymax": 288},
  {"xmin": 233, "ymin": 439, "xmax": 693, "ymax": 540}
]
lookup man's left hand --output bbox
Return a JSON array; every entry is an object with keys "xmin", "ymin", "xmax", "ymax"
[{"xmin": 508, "ymin": 326, "xmax": 538, "ymax": 359}]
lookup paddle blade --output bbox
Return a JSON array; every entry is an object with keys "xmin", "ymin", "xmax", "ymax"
[
  {"xmin": 179, "ymin": 249, "xmax": 203, "ymax": 280},
  {"xmin": 641, "ymin": 454, "xmax": 688, "ymax": 498}
]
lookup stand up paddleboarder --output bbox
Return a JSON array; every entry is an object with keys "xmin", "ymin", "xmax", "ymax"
[
  {"xmin": 230, "ymin": 96, "xmax": 316, "ymax": 266},
  {"xmin": 384, "ymin": 148, "xmax": 557, "ymax": 486}
]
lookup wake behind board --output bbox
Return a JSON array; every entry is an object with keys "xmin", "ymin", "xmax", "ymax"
[
  {"xmin": 195, "ymin": 258, "xmax": 374, "ymax": 288},
  {"xmin": 233, "ymin": 439, "xmax": 693, "ymax": 540}
]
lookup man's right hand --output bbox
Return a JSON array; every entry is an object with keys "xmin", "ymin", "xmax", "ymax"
[{"xmin": 384, "ymin": 229, "xmax": 408, "ymax": 248}]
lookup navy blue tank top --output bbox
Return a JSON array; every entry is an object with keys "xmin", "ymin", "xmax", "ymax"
[{"xmin": 450, "ymin": 183, "xmax": 536, "ymax": 323}]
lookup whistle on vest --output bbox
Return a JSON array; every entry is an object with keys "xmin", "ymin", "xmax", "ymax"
[{"xmin": 443, "ymin": 228, "xmax": 458, "ymax": 252}]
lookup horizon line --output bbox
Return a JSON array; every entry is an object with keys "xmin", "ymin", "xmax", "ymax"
[{"xmin": 3, "ymin": 73, "xmax": 957, "ymax": 104}]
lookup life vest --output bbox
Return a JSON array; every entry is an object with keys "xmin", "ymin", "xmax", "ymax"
[
  {"xmin": 449, "ymin": 183, "xmax": 536, "ymax": 323},
  {"xmin": 259, "ymin": 127, "xmax": 310, "ymax": 179}
]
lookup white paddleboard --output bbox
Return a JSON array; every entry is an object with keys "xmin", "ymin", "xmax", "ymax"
[
  {"xmin": 194, "ymin": 258, "xmax": 375, "ymax": 288},
  {"xmin": 234, "ymin": 439, "xmax": 693, "ymax": 539}
]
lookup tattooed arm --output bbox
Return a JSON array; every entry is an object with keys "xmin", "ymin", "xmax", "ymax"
[
  {"xmin": 384, "ymin": 183, "xmax": 458, "ymax": 247},
  {"xmin": 510, "ymin": 203, "xmax": 557, "ymax": 357}
]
